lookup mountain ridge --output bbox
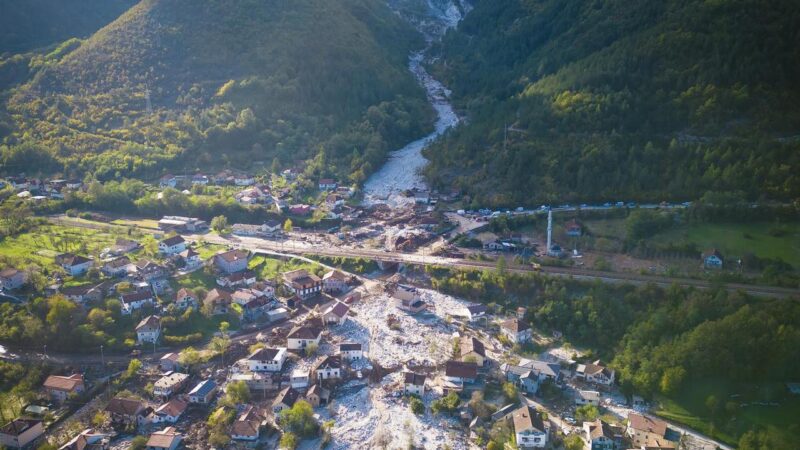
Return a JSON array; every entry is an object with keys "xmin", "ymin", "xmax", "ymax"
[
  {"xmin": 422, "ymin": 0, "xmax": 800, "ymax": 206},
  {"xmin": 3, "ymin": 0, "xmax": 434, "ymax": 182}
]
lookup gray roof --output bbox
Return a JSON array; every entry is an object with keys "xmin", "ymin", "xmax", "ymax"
[{"xmin": 189, "ymin": 379, "xmax": 216, "ymax": 397}]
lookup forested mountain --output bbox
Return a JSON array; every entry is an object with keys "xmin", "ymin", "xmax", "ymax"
[
  {"xmin": 1, "ymin": 0, "xmax": 433, "ymax": 181},
  {"xmin": 0, "ymin": 0, "xmax": 137, "ymax": 54},
  {"xmin": 423, "ymin": 0, "xmax": 800, "ymax": 206}
]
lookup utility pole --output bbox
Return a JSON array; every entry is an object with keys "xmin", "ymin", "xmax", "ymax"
[
  {"xmin": 43, "ymin": 344, "xmax": 47, "ymax": 359},
  {"xmin": 144, "ymin": 83, "xmax": 153, "ymax": 116},
  {"xmin": 546, "ymin": 208, "xmax": 553, "ymax": 256}
]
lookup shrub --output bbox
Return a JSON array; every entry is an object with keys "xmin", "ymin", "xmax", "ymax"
[{"xmin": 409, "ymin": 396, "xmax": 425, "ymax": 415}]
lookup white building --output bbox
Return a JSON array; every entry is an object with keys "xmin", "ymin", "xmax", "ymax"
[
  {"xmin": 338, "ymin": 342, "xmax": 363, "ymax": 361},
  {"xmin": 312, "ymin": 355, "xmax": 342, "ymax": 380},
  {"xmin": 322, "ymin": 301, "xmax": 350, "ymax": 326},
  {"xmin": 511, "ymin": 406, "xmax": 547, "ymax": 448},
  {"xmin": 575, "ymin": 390, "xmax": 601, "ymax": 406},
  {"xmin": 576, "ymin": 360, "xmax": 616, "ymax": 386},
  {"xmin": 188, "ymin": 380, "xmax": 217, "ymax": 404},
  {"xmin": 151, "ymin": 399, "xmax": 187, "ymax": 423},
  {"xmin": 153, "ymin": 373, "xmax": 189, "ymax": 399},
  {"xmin": 282, "ymin": 269, "xmax": 322, "ymax": 299},
  {"xmin": 158, "ymin": 235, "xmax": 186, "ymax": 255},
  {"xmin": 241, "ymin": 347, "xmax": 287, "ymax": 372},
  {"xmin": 136, "ymin": 315, "xmax": 161, "ymax": 345},
  {"xmin": 121, "ymin": 291, "xmax": 155, "ymax": 315},
  {"xmin": 500, "ymin": 318, "xmax": 532, "ymax": 343},
  {"xmin": 57, "ymin": 254, "xmax": 93, "ymax": 276},
  {"xmin": 286, "ymin": 322, "xmax": 323, "ymax": 350},
  {"xmin": 290, "ymin": 369, "xmax": 309, "ymax": 390},
  {"xmin": 403, "ymin": 372, "xmax": 426, "ymax": 397}
]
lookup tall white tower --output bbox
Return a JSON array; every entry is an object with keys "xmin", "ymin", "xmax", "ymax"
[{"xmin": 546, "ymin": 208, "xmax": 552, "ymax": 254}]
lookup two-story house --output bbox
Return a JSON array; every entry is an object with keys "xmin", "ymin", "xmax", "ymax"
[
  {"xmin": 102, "ymin": 257, "xmax": 131, "ymax": 278},
  {"xmin": 203, "ymin": 289, "xmax": 233, "ymax": 316},
  {"xmin": 576, "ymin": 360, "xmax": 615, "ymax": 386},
  {"xmin": 241, "ymin": 347, "xmax": 287, "ymax": 372},
  {"xmin": 500, "ymin": 318, "xmax": 532, "ymax": 343},
  {"xmin": 403, "ymin": 372, "xmax": 426, "ymax": 397},
  {"xmin": 153, "ymin": 373, "xmax": 189, "ymax": 399},
  {"xmin": 391, "ymin": 285, "xmax": 427, "ymax": 313},
  {"xmin": 282, "ymin": 269, "xmax": 322, "ymax": 299},
  {"xmin": 583, "ymin": 418, "xmax": 622, "ymax": 450},
  {"xmin": 43, "ymin": 374, "xmax": 85, "ymax": 403},
  {"xmin": 338, "ymin": 342, "xmax": 363, "ymax": 361},
  {"xmin": 158, "ymin": 235, "xmax": 186, "ymax": 255},
  {"xmin": 174, "ymin": 288, "xmax": 198, "ymax": 310},
  {"xmin": 511, "ymin": 406, "xmax": 547, "ymax": 448},
  {"xmin": 444, "ymin": 360, "xmax": 478, "ymax": 390},
  {"xmin": 322, "ymin": 301, "xmax": 350, "ymax": 326},
  {"xmin": 120, "ymin": 291, "xmax": 155, "ymax": 315},
  {"xmin": 312, "ymin": 355, "xmax": 342, "ymax": 380},
  {"xmin": 56, "ymin": 253, "xmax": 93, "ymax": 276},
  {"xmin": 286, "ymin": 322, "xmax": 323, "ymax": 350},
  {"xmin": 626, "ymin": 413, "xmax": 678, "ymax": 449},
  {"xmin": 136, "ymin": 315, "xmax": 161, "ymax": 345},
  {"xmin": 179, "ymin": 247, "xmax": 201, "ymax": 269},
  {"xmin": 318, "ymin": 179, "xmax": 337, "ymax": 191},
  {"xmin": 460, "ymin": 336, "xmax": 487, "ymax": 367},
  {"xmin": 214, "ymin": 249, "xmax": 250, "ymax": 274},
  {"xmin": 322, "ymin": 270, "xmax": 348, "ymax": 293}
]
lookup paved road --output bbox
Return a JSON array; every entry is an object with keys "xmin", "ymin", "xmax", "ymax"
[{"xmin": 47, "ymin": 216, "xmax": 800, "ymax": 299}]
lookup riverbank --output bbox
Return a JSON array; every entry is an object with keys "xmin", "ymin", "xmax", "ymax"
[{"xmin": 362, "ymin": 1, "xmax": 464, "ymax": 207}]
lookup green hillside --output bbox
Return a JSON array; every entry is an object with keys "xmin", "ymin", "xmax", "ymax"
[
  {"xmin": 0, "ymin": 0, "xmax": 137, "ymax": 54},
  {"xmin": 2, "ymin": 0, "xmax": 433, "ymax": 181},
  {"xmin": 423, "ymin": 0, "xmax": 800, "ymax": 206}
]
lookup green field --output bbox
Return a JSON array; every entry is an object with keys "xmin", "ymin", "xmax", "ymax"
[
  {"xmin": 653, "ymin": 222, "xmax": 800, "ymax": 268},
  {"xmin": 248, "ymin": 255, "xmax": 321, "ymax": 282},
  {"xmin": 0, "ymin": 224, "xmax": 124, "ymax": 269},
  {"xmin": 171, "ymin": 269, "xmax": 217, "ymax": 292},
  {"xmin": 193, "ymin": 242, "xmax": 227, "ymax": 260},
  {"xmin": 583, "ymin": 218, "xmax": 627, "ymax": 240},
  {"xmin": 656, "ymin": 380, "xmax": 799, "ymax": 446}
]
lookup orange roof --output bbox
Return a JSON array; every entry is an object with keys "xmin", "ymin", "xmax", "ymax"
[{"xmin": 44, "ymin": 374, "xmax": 84, "ymax": 392}]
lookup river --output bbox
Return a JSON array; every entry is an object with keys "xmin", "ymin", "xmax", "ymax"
[{"xmin": 362, "ymin": 0, "xmax": 467, "ymax": 207}]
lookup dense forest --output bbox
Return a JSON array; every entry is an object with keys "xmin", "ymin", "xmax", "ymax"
[
  {"xmin": 0, "ymin": 0, "xmax": 434, "ymax": 182},
  {"xmin": 423, "ymin": 0, "xmax": 800, "ymax": 206},
  {"xmin": 427, "ymin": 266, "xmax": 799, "ymax": 447},
  {"xmin": 0, "ymin": 0, "xmax": 136, "ymax": 54}
]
